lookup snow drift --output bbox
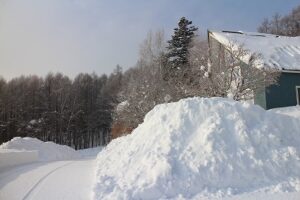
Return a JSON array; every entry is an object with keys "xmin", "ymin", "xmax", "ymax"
[
  {"xmin": 0, "ymin": 149, "xmax": 39, "ymax": 170},
  {"xmin": 0, "ymin": 137, "xmax": 80, "ymax": 169},
  {"xmin": 270, "ymin": 106, "xmax": 300, "ymax": 119},
  {"xmin": 93, "ymin": 97, "xmax": 300, "ymax": 199}
]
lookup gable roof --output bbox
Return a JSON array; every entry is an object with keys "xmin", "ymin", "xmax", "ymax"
[{"xmin": 209, "ymin": 30, "xmax": 300, "ymax": 71}]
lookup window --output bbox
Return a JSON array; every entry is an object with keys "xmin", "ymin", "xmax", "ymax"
[{"xmin": 296, "ymin": 86, "xmax": 300, "ymax": 105}]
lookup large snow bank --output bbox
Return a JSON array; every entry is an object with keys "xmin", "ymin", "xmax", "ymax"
[
  {"xmin": 93, "ymin": 97, "xmax": 300, "ymax": 199},
  {"xmin": 0, "ymin": 137, "xmax": 80, "ymax": 166}
]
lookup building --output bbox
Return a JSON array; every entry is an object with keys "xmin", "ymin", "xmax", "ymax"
[{"xmin": 208, "ymin": 30, "xmax": 300, "ymax": 109}]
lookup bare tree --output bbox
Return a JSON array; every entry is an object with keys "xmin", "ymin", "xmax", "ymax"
[
  {"xmin": 270, "ymin": 13, "xmax": 282, "ymax": 35},
  {"xmin": 203, "ymin": 42, "xmax": 279, "ymax": 101},
  {"xmin": 112, "ymin": 30, "xmax": 210, "ymax": 137},
  {"xmin": 258, "ymin": 5, "xmax": 300, "ymax": 36},
  {"xmin": 186, "ymin": 34, "xmax": 209, "ymax": 96},
  {"xmin": 257, "ymin": 18, "xmax": 271, "ymax": 33},
  {"xmin": 113, "ymin": 30, "xmax": 171, "ymax": 132},
  {"xmin": 0, "ymin": 72, "xmax": 116, "ymax": 149}
]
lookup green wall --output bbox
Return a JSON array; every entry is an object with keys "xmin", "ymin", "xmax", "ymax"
[
  {"xmin": 208, "ymin": 33, "xmax": 300, "ymax": 110},
  {"xmin": 254, "ymin": 88, "xmax": 267, "ymax": 109},
  {"xmin": 264, "ymin": 72, "xmax": 300, "ymax": 109}
]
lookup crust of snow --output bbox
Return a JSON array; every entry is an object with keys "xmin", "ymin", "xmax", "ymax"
[
  {"xmin": 210, "ymin": 30, "xmax": 300, "ymax": 71},
  {"xmin": 93, "ymin": 97, "xmax": 300, "ymax": 199}
]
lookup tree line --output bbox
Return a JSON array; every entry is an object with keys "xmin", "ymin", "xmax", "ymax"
[
  {"xmin": 0, "ymin": 71, "xmax": 122, "ymax": 149},
  {"xmin": 258, "ymin": 5, "xmax": 300, "ymax": 36}
]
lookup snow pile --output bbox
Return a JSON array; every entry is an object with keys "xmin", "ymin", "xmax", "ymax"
[
  {"xmin": 93, "ymin": 97, "xmax": 300, "ymax": 199},
  {"xmin": 0, "ymin": 137, "xmax": 80, "ymax": 162},
  {"xmin": 270, "ymin": 106, "xmax": 300, "ymax": 119}
]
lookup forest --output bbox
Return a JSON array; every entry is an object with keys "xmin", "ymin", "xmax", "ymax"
[{"xmin": 0, "ymin": 70, "xmax": 122, "ymax": 149}]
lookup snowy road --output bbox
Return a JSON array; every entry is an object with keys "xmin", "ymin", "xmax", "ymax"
[{"xmin": 0, "ymin": 158, "xmax": 96, "ymax": 200}]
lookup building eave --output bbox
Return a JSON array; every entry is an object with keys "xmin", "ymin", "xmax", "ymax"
[{"xmin": 281, "ymin": 69, "xmax": 300, "ymax": 74}]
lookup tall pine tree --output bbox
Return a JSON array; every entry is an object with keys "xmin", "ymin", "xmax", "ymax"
[
  {"xmin": 164, "ymin": 17, "xmax": 198, "ymax": 82},
  {"xmin": 166, "ymin": 17, "xmax": 198, "ymax": 67}
]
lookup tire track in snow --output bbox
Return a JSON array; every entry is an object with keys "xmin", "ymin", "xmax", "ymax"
[{"xmin": 22, "ymin": 161, "xmax": 74, "ymax": 200}]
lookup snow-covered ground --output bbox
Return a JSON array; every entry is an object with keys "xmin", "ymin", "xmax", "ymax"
[
  {"xmin": 269, "ymin": 105, "xmax": 300, "ymax": 118},
  {"xmin": 0, "ymin": 159, "xmax": 96, "ymax": 200},
  {"xmin": 0, "ymin": 138, "xmax": 101, "ymax": 200},
  {"xmin": 0, "ymin": 137, "xmax": 81, "ymax": 171},
  {"xmin": 93, "ymin": 97, "xmax": 300, "ymax": 200},
  {"xmin": 0, "ymin": 149, "xmax": 39, "ymax": 170},
  {"xmin": 1, "ymin": 98, "xmax": 300, "ymax": 200}
]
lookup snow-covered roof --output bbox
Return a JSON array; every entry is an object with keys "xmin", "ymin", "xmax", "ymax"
[{"xmin": 209, "ymin": 30, "xmax": 300, "ymax": 71}]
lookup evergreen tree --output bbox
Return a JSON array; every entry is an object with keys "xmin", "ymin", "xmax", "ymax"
[
  {"xmin": 166, "ymin": 17, "xmax": 198, "ymax": 67},
  {"xmin": 163, "ymin": 17, "xmax": 198, "ymax": 84}
]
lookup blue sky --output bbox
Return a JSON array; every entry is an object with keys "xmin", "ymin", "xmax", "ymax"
[{"xmin": 0, "ymin": 0, "xmax": 299, "ymax": 80}]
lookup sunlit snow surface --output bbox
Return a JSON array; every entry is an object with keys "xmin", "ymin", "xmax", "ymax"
[
  {"xmin": 93, "ymin": 97, "xmax": 300, "ymax": 200},
  {"xmin": 0, "ymin": 98, "xmax": 300, "ymax": 200},
  {"xmin": 210, "ymin": 31, "xmax": 300, "ymax": 70},
  {"xmin": 270, "ymin": 105, "xmax": 300, "ymax": 118},
  {"xmin": 0, "ymin": 137, "xmax": 80, "ymax": 170},
  {"xmin": 0, "ymin": 143, "xmax": 101, "ymax": 200}
]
